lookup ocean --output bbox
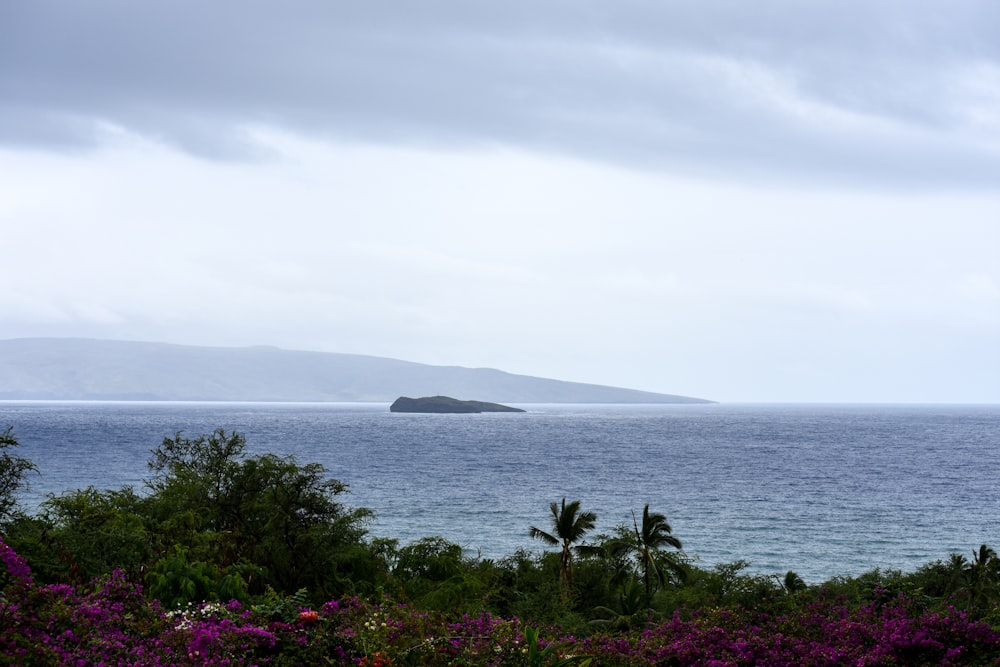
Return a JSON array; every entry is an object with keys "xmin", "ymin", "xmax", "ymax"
[{"xmin": 1, "ymin": 401, "xmax": 998, "ymax": 584}]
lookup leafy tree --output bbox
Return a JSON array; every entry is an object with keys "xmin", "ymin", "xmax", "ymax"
[
  {"xmin": 395, "ymin": 536, "xmax": 464, "ymax": 583},
  {"xmin": 0, "ymin": 427, "xmax": 38, "ymax": 526},
  {"xmin": 529, "ymin": 498, "xmax": 600, "ymax": 602},
  {"xmin": 491, "ymin": 548, "xmax": 569, "ymax": 624},
  {"xmin": 686, "ymin": 559, "xmax": 786, "ymax": 610},
  {"xmin": 391, "ymin": 536, "xmax": 496, "ymax": 612},
  {"xmin": 39, "ymin": 486, "xmax": 154, "ymax": 583},
  {"xmin": 146, "ymin": 428, "xmax": 247, "ymax": 508},
  {"xmin": 145, "ymin": 429, "xmax": 373, "ymax": 600}
]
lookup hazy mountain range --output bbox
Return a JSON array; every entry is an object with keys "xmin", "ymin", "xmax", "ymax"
[{"xmin": 0, "ymin": 338, "xmax": 712, "ymax": 404}]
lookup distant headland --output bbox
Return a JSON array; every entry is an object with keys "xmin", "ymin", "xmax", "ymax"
[
  {"xmin": 390, "ymin": 396, "xmax": 526, "ymax": 413},
  {"xmin": 0, "ymin": 338, "xmax": 715, "ymax": 404}
]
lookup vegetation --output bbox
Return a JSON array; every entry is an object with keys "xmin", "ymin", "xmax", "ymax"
[
  {"xmin": 610, "ymin": 504, "xmax": 683, "ymax": 600},
  {"xmin": 3, "ymin": 427, "xmax": 1000, "ymax": 665},
  {"xmin": 529, "ymin": 498, "xmax": 601, "ymax": 603},
  {"xmin": 0, "ymin": 427, "xmax": 37, "ymax": 524}
]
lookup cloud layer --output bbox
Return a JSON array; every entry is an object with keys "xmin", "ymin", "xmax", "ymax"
[{"xmin": 3, "ymin": 1, "xmax": 999, "ymax": 185}]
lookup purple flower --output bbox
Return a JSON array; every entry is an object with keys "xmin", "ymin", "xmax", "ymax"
[{"xmin": 0, "ymin": 537, "xmax": 33, "ymax": 586}]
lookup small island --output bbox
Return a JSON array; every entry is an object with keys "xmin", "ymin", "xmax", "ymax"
[{"xmin": 389, "ymin": 395, "xmax": 526, "ymax": 414}]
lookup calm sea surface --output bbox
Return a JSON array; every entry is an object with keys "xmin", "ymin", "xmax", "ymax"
[{"xmin": 1, "ymin": 401, "xmax": 998, "ymax": 584}]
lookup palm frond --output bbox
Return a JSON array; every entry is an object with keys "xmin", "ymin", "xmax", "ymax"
[
  {"xmin": 529, "ymin": 526, "xmax": 559, "ymax": 546},
  {"xmin": 574, "ymin": 511, "xmax": 598, "ymax": 534}
]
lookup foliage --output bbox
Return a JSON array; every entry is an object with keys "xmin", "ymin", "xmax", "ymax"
[
  {"xmin": 4, "ymin": 535, "xmax": 1000, "ymax": 666},
  {"xmin": 966, "ymin": 544, "xmax": 1000, "ymax": 611},
  {"xmin": 395, "ymin": 536, "xmax": 465, "ymax": 583},
  {"xmin": 607, "ymin": 504, "xmax": 684, "ymax": 600},
  {"xmin": 145, "ymin": 545, "xmax": 261, "ymax": 609},
  {"xmin": 488, "ymin": 548, "xmax": 578, "ymax": 626},
  {"xmin": 524, "ymin": 625, "xmax": 593, "ymax": 666},
  {"xmin": 251, "ymin": 586, "xmax": 311, "ymax": 623},
  {"xmin": 147, "ymin": 429, "xmax": 373, "ymax": 600},
  {"xmin": 529, "ymin": 498, "xmax": 601, "ymax": 603},
  {"xmin": 2, "ymin": 429, "xmax": 376, "ymax": 606},
  {"xmin": 392, "ymin": 536, "xmax": 491, "ymax": 612},
  {"xmin": 38, "ymin": 485, "xmax": 155, "ymax": 583},
  {"xmin": 590, "ymin": 578, "xmax": 654, "ymax": 631},
  {"xmin": 783, "ymin": 569, "xmax": 807, "ymax": 594},
  {"xmin": 0, "ymin": 427, "xmax": 38, "ymax": 526}
]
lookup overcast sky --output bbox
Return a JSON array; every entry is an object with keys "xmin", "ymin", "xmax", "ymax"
[{"xmin": 1, "ymin": 1, "xmax": 998, "ymax": 403}]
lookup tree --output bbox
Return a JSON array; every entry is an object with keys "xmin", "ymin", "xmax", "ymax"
[
  {"xmin": 612, "ymin": 505, "xmax": 683, "ymax": 599},
  {"xmin": 529, "ymin": 498, "xmax": 600, "ymax": 602},
  {"xmin": 912, "ymin": 553, "xmax": 970, "ymax": 601},
  {"xmin": 393, "ymin": 536, "xmax": 487, "ymax": 612},
  {"xmin": 145, "ymin": 429, "xmax": 372, "ymax": 600},
  {"xmin": 395, "ymin": 536, "xmax": 464, "ymax": 583},
  {"xmin": 0, "ymin": 427, "xmax": 38, "ymax": 526},
  {"xmin": 146, "ymin": 428, "xmax": 246, "ymax": 502},
  {"xmin": 964, "ymin": 544, "xmax": 1000, "ymax": 612},
  {"xmin": 783, "ymin": 570, "xmax": 807, "ymax": 594},
  {"xmin": 40, "ymin": 486, "xmax": 154, "ymax": 583},
  {"xmin": 591, "ymin": 578, "xmax": 653, "ymax": 630}
]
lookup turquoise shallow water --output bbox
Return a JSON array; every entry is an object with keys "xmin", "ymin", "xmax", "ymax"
[{"xmin": 2, "ymin": 401, "xmax": 998, "ymax": 583}]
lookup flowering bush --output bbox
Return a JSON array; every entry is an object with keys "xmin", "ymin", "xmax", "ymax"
[
  {"xmin": 578, "ymin": 602, "xmax": 1000, "ymax": 666},
  {"xmin": 3, "ymin": 536, "xmax": 999, "ymax": 666}
]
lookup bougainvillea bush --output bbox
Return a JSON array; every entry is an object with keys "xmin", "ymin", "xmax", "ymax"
[
  {"xmin": 3, "ymin": 537, "xmax": 1000, "ymax": 666},
  {"xmin": 577, "ymin": 602, "xmax": 1000, "ymax": 666}
]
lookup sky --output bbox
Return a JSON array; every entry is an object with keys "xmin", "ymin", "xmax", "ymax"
[{"xmin": 1, "ymin": 1, "xmax": 998, "ymax": 403}]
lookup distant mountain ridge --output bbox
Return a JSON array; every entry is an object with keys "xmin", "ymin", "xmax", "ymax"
[{"xmin": 0, "ymin": 338, "xmax": 713, "ymax": 404}]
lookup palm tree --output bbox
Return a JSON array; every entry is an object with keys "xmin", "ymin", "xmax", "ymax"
[
  {"xmin": 590, "ymin": 579, "xmax": 653, "ymax": 630},
  {"xmin": 614, "ymin": 504, "xmax": 683, "ymax": 599},
  {"xmin": 965, "ymin": 544, "xmax": 1000, "ymax": 612},
  {"xmin": 783, "ymin": 570, "xmax": 806, "ymax": 595},
  {"xmin": 529, "ymin": 498, "xmax": 600, "ymax": 601}
]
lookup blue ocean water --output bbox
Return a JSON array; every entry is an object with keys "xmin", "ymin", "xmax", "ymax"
[{"xmin": 1, "ymin": 401, "xmax": 998, "ymax": 584}]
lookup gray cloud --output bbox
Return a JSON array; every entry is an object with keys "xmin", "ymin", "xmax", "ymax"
[{"xmin": 2, "ymin": 0, "xmax": 998, "ymax": 185}]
